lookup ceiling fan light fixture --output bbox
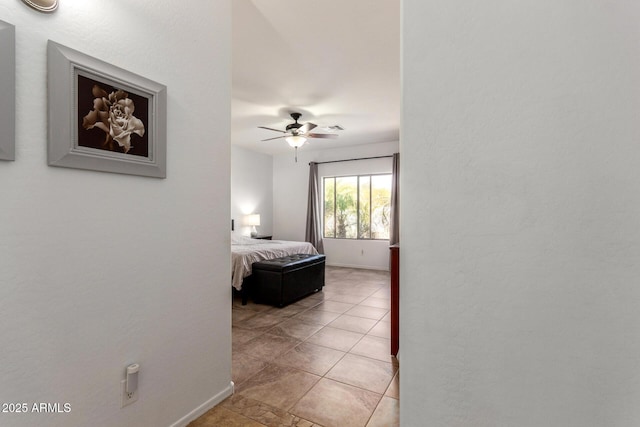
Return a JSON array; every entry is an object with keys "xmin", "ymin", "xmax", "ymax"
[
  {"xmin": 21, "ymin": 0, "xmax": 58, "ymax": 12},
  {"xmin": 286, "ymin": 135, "xmax": 306, "ymax": 148}
]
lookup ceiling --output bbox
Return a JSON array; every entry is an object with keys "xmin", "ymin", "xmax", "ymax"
[{"xmin": 231, "ymin": 0, "xmax": 400, "ymax": 156}]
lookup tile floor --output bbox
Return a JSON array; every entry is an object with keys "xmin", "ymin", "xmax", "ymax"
[{"xmin": 189, "ymin": 266, "xmax": 399, "ymax": 427}]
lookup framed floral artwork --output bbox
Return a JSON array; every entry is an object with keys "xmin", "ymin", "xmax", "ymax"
[
  {"xmin": 0, "ymin": 20, "xmax": 15, "ymax": 161},
  {"xmin": 47, "ymin": 41, "xmax": 167, "ymax": 178}
]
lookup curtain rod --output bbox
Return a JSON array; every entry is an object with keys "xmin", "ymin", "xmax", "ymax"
[{"xmin": 310, "ymin": 155, "xmax": 393, "ymax": 166}]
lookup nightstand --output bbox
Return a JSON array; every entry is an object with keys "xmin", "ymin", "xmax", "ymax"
[{"xmin": 253, "ymin": 235, "xmax": 272, "ymax": 240}]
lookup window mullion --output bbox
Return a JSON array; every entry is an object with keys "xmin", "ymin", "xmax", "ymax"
[
  {"xmin": 334, "ymin": 177, "xmax": 338, "ymax": 238},
  {"xmin": 369, "ymin": 176, "xmax": 372, "ymax": 239},
  {"xmin": 356, "ymin": 175, "xmax": 360, "ymax": 239}
]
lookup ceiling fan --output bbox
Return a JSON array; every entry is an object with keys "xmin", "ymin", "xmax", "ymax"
[{"xmin": 258, "ymin": 113, "xmax": 340, "ymax": 160}]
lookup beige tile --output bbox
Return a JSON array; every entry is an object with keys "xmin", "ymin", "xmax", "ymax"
[
  {"xmin": 235, "ymin": 313, "xmax": 286, "ymax": 332},
  {"xmin": 293, "ymin": 309, "xmax": 341, "ymax": 326},
  {"xmin": 233, "ymin": 308, "xmax": 259, "ymax": 324},
  {"xmin": 291, "ymin": 378, "xmax": 381, "ymax": 427},
  {"xmin": 326, "ymin": 353, "xmax": 396, "ymax": 394},
  {"xmin": 325, "ymin": 266, "xmax": 350, "ymax": 277},
  {"xmin": 350, "ymin": 269, "xmax": 386, "ymax": 278},
  {"xmin": 345, "ymin": 305, "xmax": 388, "ymax": 320},
  {"xmin": 303, "ymin": 291, "xmax": 327, "ymax": 301},
  {"xmin": 318, "ymin": 289, "xmax": 341, "ymax": 297},
  {"xmin": 212, "ymin": 269, "xmax": 401, "ymax": 425},
  {"xmin": 351, "ymin": 282, "xmax": 384, "ymax": 290},
  {"xmin": 328, "ymin": 314, "xmax": 377, "ymax": 334},
  {"xmin": 192, "ymin": 267, "xmax": 401, "ymax": 427},
  {"xmin": 334, "ymin": 286, "xmax": 379, "ymax": 297},
  {"xmin": 361, "ymin": 275, "xmax": 391, "ymax": 289},
  {"xmin": 371, "ymin": 288, "xmax": 391, "ymax": 300},
  {"xmin": 232, "ymin": 352, "xmax": 269, "ymax": 386},
  {"xmin": 367, "ymin": 321, "xmax": 391, "ymax": 339},
  {"xmin": 306, "ymin": 326, "xmax": 364, "ymax": 352},
  {"xmin": 366, "ymin": 396, "xmax": 399, "ymax": 427},
  {"xmin": 274, "ymin": 342, "xmax": 345, "ymax": 376},
  {"xmin": 233, "ymin": 327, "xmax": 264, "ymax": 347},
  {"xmin": 324, "ymin": 293, "xmax": 367, "ymax": 304},
  {"xmin": 313, "ymin": 300, "xmax": 355, "ymax": 314},
  {"xmin": 290, "ymin": 297, "xmax": 323, "ymax": 309},
  {"xmin": 222, "ymin": 394, "xmax": 319, "ymax": 427},
  {"xmin": 380, "ymin": 312, "xmax": 391, "ymax": 323},
  {"xmin": 360, "ymin": 297, "xmax": 390, "ymax": 309},
  {"xmin": 349, "ymin": 269, "xmax": 386, "ymax": 278},
  {"xmin": 323, "ymin": 278, "xmax": 350, "ymax": 285},
  {"xmin": 238, "ymin": 364, "xmax": 320, "ymax": 411},
  {"xmin": 385, "ymin": 371, "xmax": 399, "ymax": 399},
  {"xmin": 349, "ymin": 335, "xmax": 392, "ymax": 362},
  {"xmin": 236, "ymin": 333, "xmax": 301, "ymax": 363},
  {"xmin": 265, "ymin": 304, "xmax": 310, "ymax": 318},
  {"xmin": 267, "ymin": 319, "xmax": 324, "ymax": 341},
  {"xmin": 187, "ymin": 405, "xmax": 264, "ymax": 427}
]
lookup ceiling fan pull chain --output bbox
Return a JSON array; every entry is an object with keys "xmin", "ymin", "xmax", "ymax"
[{"xmin": 295, "ymin": 146, "xmax": 298, "ymax": 162}]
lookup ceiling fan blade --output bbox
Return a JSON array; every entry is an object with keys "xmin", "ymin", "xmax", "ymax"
[
  {"xmin": 298, "ymin": 122, "xmax": 318, "ymax": 134},
  {"xmin": 261, "ymin": 134, "xmax": 291, "ymax": 142},
  {"xmin": 258, "ymin": 126, "xmax": 287, "ymax": 133},
  {"xmin": 307, "ymin": 133, "xmax": 338, "ymax": 139}
]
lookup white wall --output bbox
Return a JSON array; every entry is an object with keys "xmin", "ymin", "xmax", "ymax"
[
  {"xmin": 0, "ymin": 2, "xmax": 231, "ymax": 427},
  {"xmin": 402, "ymin": 1, "xmax": 640, "ymax": 426},
  {"xmin": 231, "ymin": 146, "xmax": 273, "ymax": 236},
  {"xmin": 273, "ymin": 141, "xmax": 398, "ymax": 270}
]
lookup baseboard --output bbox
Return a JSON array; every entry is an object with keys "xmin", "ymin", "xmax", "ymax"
[
  {"xmin": 169, "ymin": 381, "xmax": 234, "ymax": 427},
  {"xmin": 326, "ymin": 262, "xmax": 389, "ymax": 271}
]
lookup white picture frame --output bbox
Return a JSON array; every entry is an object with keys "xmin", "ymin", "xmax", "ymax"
[
  {"xmin": 47, "ymin": 41, "xmax": 167, "ymax": 178},
  {"xmin": 0, "ymin": 20, "xmax": 15, "ymax": 161}
]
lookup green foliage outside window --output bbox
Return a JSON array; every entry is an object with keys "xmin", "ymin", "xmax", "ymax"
[{"xmin": 323, "ymin": 174, "xmax": 391, "ymax": 240}]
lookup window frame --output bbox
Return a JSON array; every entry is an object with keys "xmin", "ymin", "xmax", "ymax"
[{"xmin": 322, "ymin": 173, "xmax": 391, "ymax": 241}]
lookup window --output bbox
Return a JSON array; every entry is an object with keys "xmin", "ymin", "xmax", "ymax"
[{"xmin": 323, "ymin": 174, "xmax": 392, "ymax": 240}]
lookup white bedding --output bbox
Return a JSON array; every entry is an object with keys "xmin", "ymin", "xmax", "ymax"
[{"xmin": 231, "ymin": 236, "xmax": 318, "ymax": 290}]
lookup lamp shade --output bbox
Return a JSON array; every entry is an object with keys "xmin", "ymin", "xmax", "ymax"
[
  {"xmin": 244, "ymin": 214, "xmax": 260, "ymax": 226},
  {"xmin": 285, "ymin": 135, "xmax": 306, "ymax": 148}
]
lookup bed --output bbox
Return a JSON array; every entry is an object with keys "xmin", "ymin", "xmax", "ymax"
[{"xmin": 231, "ymin": 235, "xmax": 318, "ymax": 291}]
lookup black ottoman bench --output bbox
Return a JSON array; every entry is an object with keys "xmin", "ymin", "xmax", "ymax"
[{"xmin": 251, "ymin": 254, "xmax": 326, "ymax": 307}]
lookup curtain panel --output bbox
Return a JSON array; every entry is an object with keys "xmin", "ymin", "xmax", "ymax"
[
  {"xmin": 305, "ymin": 162, "xmax": 325, "ymax": 253},
  {"xmin": 390, "ymin": 153, "xmax": 400, "ymax": 245}
]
